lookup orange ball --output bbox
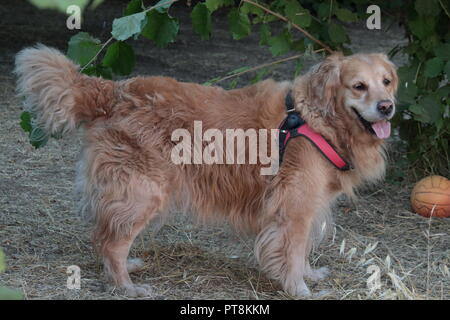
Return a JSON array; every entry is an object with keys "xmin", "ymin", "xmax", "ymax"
[{"xmin": 410, "ymin": 175, "xmax": 450, "ymax": 218}]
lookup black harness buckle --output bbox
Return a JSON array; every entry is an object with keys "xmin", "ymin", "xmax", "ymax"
[
  {"xmin": 278, "ymin": 91, "xmax": 305, "ymax": 163},
  {"xmin": 284, "ymin": 90, "xmax": 296, "ymax": 113}
]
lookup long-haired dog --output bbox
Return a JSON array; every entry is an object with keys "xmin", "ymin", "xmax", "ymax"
[{"xmin": 15, "ymin": 45, "xmax": 398, "ymax": 297}]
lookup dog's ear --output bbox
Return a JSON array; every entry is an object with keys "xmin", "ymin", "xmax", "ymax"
[
  {"xmin": 308, "ymin": 53, "xmax": 343, "ymax": 115},
  {"xmin": 376, "ymin": 53, "xmax": 399, "ymax": 94}
]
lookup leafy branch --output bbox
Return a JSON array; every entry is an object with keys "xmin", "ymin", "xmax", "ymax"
[
  {"xmin": 242, "ymin": 0, "xmax": 333, "ymax": 54},
  {"xmin": 80, "ymin": 0, "xmax": 179, "ymax": 72}
]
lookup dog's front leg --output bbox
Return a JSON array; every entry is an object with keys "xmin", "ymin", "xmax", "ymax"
[
  {"xmin": 255, "ymin": 217, "xmax": 313, "ymax": 296},
  {"xmin": 255, "ymin": 180, "xmax": 328, "ymax": 297}
]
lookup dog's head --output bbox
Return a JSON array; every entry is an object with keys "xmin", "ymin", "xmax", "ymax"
[{"xmin": 308, "ymin": 53, "xmax": 398, "ymax": 139}]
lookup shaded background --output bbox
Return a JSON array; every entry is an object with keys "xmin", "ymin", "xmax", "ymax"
[{"xmin": 0, "ymin": 0, "xmax": 448, "ymax": 299}]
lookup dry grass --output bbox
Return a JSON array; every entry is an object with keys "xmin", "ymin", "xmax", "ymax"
[{"xmin": 1, "ymin": 71, "xmax": 449, "ymax": 300}]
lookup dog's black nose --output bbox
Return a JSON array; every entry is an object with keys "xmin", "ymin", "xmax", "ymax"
[{"xmin": 377, "ymin": 100, "xmax": 393, "ymax": 116}]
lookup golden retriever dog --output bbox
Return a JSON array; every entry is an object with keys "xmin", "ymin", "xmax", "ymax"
[{"xmin": 14, "ymin": 45, "xmax": 398, "ymax": 297}]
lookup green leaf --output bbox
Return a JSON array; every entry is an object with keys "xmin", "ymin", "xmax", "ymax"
[
  {"xmin": 414, "ymin": 0, "xmax": 440, "ymax": 16},
  {"xmin": 29, "ymin": 127, "xmax": 49, "ymax": 149},
  {"xmin": 419, "ymin": 94, "xmax": 442, "ymax": 123},
  {"xmin": 229, "ymin": 79, "xmax": 238, "ymax": 89},
  {"xmin": 0, "ymin": 249, "xmax": 5, "ymax": 273},
  {"xmin": 82, "ymin": 64, "xmax": 113, "ymax": 79},
  {"xmin": 205, "ymin": 0, "xmax": 234, "ymax": 12},
  {"xmin": 397, "ymin": 64, "xmax": 417, "ymax": 84},
  {"xmin": 250, "ymin": 68, "xmax": 269, "ymax": 84},
  {"xmin": 124, "ymin": 0, "xmax": 142, "ymax": 16},
  {"xmin": 398, "ymin": 81, "xmax": 418, "ymax": 104},
  {"xmin": 141, "ymin": 11, "xmax": 179, "ymax": 47},
  {"xmin": 434, "ymin": 43, "xmax": 450, "ymax": 60},
  {"xmin": 227, "ymin": 8, "xmax": 251, "ymax": 40},
  {"xmin": 102, "ymin": 41, "xmax": 135, "ymax": 75},
  {"xmin": 259, "ymin": 24, "xmax": 271, "ymax": 46},
  {"xmin": 317, "ymin": 1, "xmax": 333, "ymax": 20},
  {"xmin": 291, "ymin": 39, "xmax": 305, "ymax": 52},
  {"xmin": 0, "ymin": 287, "xmax": 23, "ymax": 300},
  {"xmin": 409, "ymin": 95, "xmax": 442, "ymax": 124},
  {"xmin": 203, "ymin": 76, "xmax": 221, "ymax": 86},
  {"xmin": 269, "ymin": 0, "xmax": 288, "ymax": 13},
  {"xmin": 90, "ymin": 0, "xmax": 104, "ymax": 10},
  {"xmin": 436, "ymin": 85, "xmax": 450, "ymax": 100},
  {"xmin": 240, "ymin": 1, "xmax": 265, "ymax": 18},
  {"xmin": 268, "ymin": 30, "xmax": 292, "ymax": 56},
  {"xmin": 317, "ymin": 2, "xmax": 328, "ymax": 20},
  {"xmin": 335, "ymin": 8, "xmax": 358, "ymax": 22},
  {"xmin": 424, "ymin": 57, "xmax": 444, "ymax": 78},
  {"xmin": 67, "ymin": 32, "xmax": 101, "ymax": 66},
  {"xmin": 154, "ymin": 0, "xmax": 176, "ymax": 13},
  {"xmin": 19, "ymin": 111, "xmax": 49, "ymax": 148},
  {"xmin": 285, "ymin": 1, "xmax": 312, "ymax": 28},
  {"xmin": 328, "ymin": 22, "xmax": 347, "ymax": 43},
  {"xmin": 20, "ymin": 111, "xmax": 32, "ymax": 133},
  {"xmin": 111, "ymin": 12, "xmax": 147, "ymax": 41},
  {"xmin": 404, "ymin": 42, "xmax": 420, "ymax": 56},
  {"xmin": 409, "ymin": 104, "xmax": 431, "ymax": 123},
  {"xmin": 408, "ymin": 16, "xmax": 436, "ymax": 39},
  {"xmin": 28, "ymin": 0, "xmax": 94, "ymax": 12},
  {"xmin": 444, "ymin": 60, "xmax": 450, "ymax": 78},
  {"xmin": 421, "ymin": 35, "xmax": 440, "ymax": 53},
  {"xmin": 227, "ymin": 66, "xmax": 251, "ymax": 76},
  {"xmin": 191, "ymin": 3, "xmax": 212, "ymax": 40}
]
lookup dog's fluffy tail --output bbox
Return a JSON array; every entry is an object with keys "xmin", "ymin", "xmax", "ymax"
[{"xmin": 14, "ymin": 44, "xmax": 115, "ymax": 135}]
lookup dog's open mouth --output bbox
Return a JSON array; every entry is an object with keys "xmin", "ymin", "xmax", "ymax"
[{"xmin": 352, "ymin": 108, "xmax": 391, "ymax": 139}]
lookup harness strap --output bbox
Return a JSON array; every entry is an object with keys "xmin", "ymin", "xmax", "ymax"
[{"xmin": 278, "ymin": 91, "xmax": 351, "ymax": 171}]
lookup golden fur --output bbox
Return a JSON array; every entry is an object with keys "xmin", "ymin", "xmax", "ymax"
[{"xmin": 14, "ymin": 45, "xmax": 398, "ymax": 297}]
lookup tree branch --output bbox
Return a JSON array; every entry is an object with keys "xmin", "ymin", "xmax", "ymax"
[
  {"xmin": 242, "ymin": 0, "xmax": 334, "ymax": 54},
  {"xmin": 211, "ymin": 48, "xmax": 325, "ymax": 84}
]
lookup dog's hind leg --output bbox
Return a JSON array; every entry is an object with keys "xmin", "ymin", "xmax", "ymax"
[
  {"xmin": 91, "ymin": 173, "xmax": 167, "ymax": 297},
  {"xmin": 88, "ymin": 154, "xmax": 170, "ymax": 297},
  {"xmin": 78, "ymin": 127, "xmax": 171, "ymax": 297}
]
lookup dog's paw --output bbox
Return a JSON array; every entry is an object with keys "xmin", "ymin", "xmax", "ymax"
[
  {"xmin": 126, "ymin": 258, "xmax": 145, "ymax": 273},
  {"xmin": 305, "ymin": 266, "xmax": 329, "ymax": 282},
  {"xmin": 294, "ymin": 283, "xmax": 312, "ymax": 297},
  {"xmin": 121, "ymin": 283, "xmax": 154, "ymax": 298},
  {"xmin": 285, "ymin": 280, "xmax": 311, "ymax": 298}
]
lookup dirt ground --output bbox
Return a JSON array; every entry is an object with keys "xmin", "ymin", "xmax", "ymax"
[{"xmin": 0, "ymin": 0, "xmax": 449, "ymax": 300}]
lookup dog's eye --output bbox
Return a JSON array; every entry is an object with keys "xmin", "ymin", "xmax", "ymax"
[
  {"xmin": 353, "ymin": 83, "xmax": 367, "ymax": 91},
  {"xmin": 383, "ymin": 78, "xmax": 391, "ymax": 86}
]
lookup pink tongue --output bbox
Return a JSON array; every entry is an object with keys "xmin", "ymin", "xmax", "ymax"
[{"xmin": 371, "ymin": 121, "xmax": 391, "ymax": 139}]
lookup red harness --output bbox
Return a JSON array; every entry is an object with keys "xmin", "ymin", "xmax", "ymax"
[{"xmin": 278, "ymin": 92, "xmax": 351, "ymax": 171}]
